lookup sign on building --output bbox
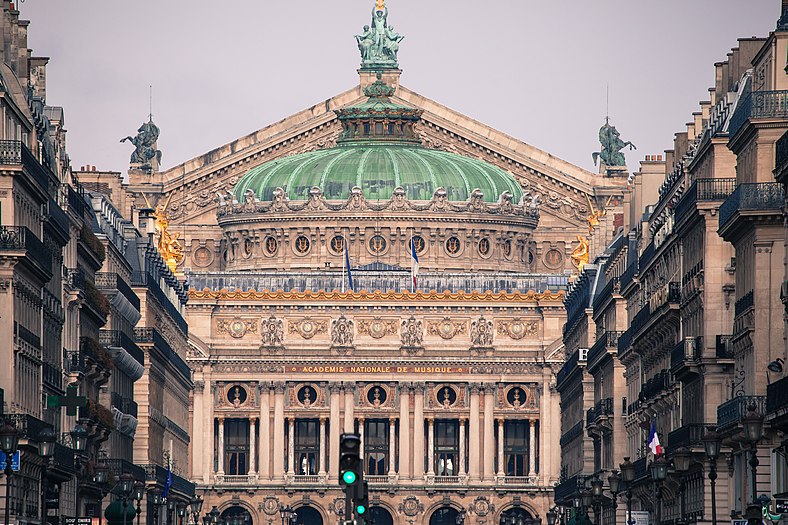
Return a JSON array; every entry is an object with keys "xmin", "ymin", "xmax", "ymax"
[{"xmin": 627, "ymin": 511, "xmax": 650, "ymax": 525}]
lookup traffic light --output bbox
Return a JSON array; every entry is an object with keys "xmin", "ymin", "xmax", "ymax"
[
  {"xmin": 339, "ymin": 433, "xmax": 361, "ymax": 487},
  {"xmin": 354, "ymin": 480, "xmax": 369, "ymax": 517}
]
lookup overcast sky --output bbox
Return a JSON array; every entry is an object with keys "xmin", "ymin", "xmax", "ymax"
[{"xmin": 20, "ymin": 0, "xmax": 778, "ymax": 176}]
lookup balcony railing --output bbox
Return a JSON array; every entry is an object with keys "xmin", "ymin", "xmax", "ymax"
[
  {"xmin": 0, "ymin": 226, "xmax": 52, "ymax": 274},
  {"xmin": 43, "ymin": 361, "xmax": 62, "ymax": 390},
  {"xmin": 671, "ymin": 337, "xmax": 701, "ymax": 370},
  {"xmin": 99, "ymin": 330, "xmax": 145, "ymax": 367},
  {"xmin": 560, "ymin": 420, "xmax": 585, "ymax": 446},
  {"xmin": 134, "ymin": 328, "xmax": 191, "ymax": 382},
  {"xmin": 630, "ymin": 303, "xmax": 652, "ymax": 339},
  {"xmin": 667, "ymin": 423, "xmax": 707, "ymax": 449},
  {"xmin": 110, "ymin": 392, "xmax": 138, "ymax": 418},
  {"xmin": 0, "ymin": 140, "xmax": 56, "ymax": 195},
  {"xmin": 66, "ymin": 184, "xmax": 88, "ymax": 218},
  {"xmin": 588, "ymin": 331, "xmax": 624, "ymax": 366},
  {"xmin": 95, "ymin": 272, "xmax": 141, "ymax": 312},
  {"xmin": 717, "ymin": 395, "xmax": 767, "ymax": 432},
  {"xmin": 734, "ymin": 290, "xmax": 754, "ymax": 318},
  {"xmin": 729, "ymin": 89, "xmax": 788, "ymax": 138},
  {"xmin": 556, "ymin": 349, "xmax": 582, "ymax": 389},
  {"xmin": 105, "ymin": 459, "xmax": 147, "ymax": 482},
  {"xmin": 6, "ymin": 412, "xmax": 51, "ymax": 440},
  {"xmin": 64, "ymin": 351, "xmax": 87, "ymax": 374},
  {"xmin": 675, "ymin": 178, "xmax": 737, "ymax": 224},
  {"xmin": 766, "ymin": 375, "xmax": 788, "ymax": 415},
  {"xmin": 716, "ymin": 335, "xmax": 733, "ymax": 359},
  {"xmin": 639, "ymin": 369, "xmax": 671, "ymax": 402},
  {"xmin": 13, "ymin": 321, "xmax": 41, "ymax": 349},
  {"xmin": 46, "ymin": 199, "xmax": 70, "ymax": 240},
  {"xmin": 719, "ymin": 182, "xmax": 785, "ymax": 232}
]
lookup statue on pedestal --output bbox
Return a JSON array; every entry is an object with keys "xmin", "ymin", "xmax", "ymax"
[
  {"xmin": 592, "ymin": 117, "xmax": 636, "ymax": 168},
  {"xmin": 355, "ymin": 0, "xmax": 404, "ymax": 69},
  {"xmin": 121, "ymin": 118, "xmax": 162, "ymax": 171}
]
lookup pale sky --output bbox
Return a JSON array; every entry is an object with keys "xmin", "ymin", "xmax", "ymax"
[{"xmin": 20, "ymin": 0, "xmax": 778, "ymax": 177}]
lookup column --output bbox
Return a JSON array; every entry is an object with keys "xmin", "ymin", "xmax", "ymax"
[
  {"xmin": 497, "ymin": 418, "xmax": 505, "ymax": 477},
  {"xmin": 217, "ymin": 417, "xmax": 225, "ymax": 475},
  {"xmin": 483, "ymin": 384, "xmax": 495, "ymax": 480},
  {"xmin": 192, "ymin": 380, "xmax": 205, "ymax": 481},
  {"xmin": 203, "ymin": 381, "xmax": 213, "ymax": 483},
  {"xmin": 458, "ymin": 417, "xmax": 466, "ymax": 477},
  {"xmin": 358, "ymin": 417, "xmax": 365, "ymax": 466},
  {"xmin": 287, "ymin": 418, "xmax": 295, "ymax": 475},
  {"xmin": 248, "ymin": 417, "xmax": 257, "ymax": 476},
  {"xmin": 529, "ymin": 418, "xmax": 537, "ymax": 477},
  {"xmin": 329, "ymin": 383, "xmax": 341, "ymax": 480},
  {"xmin": 398, "ymin": 384, "xmax": 411, "ymax": 479},
  {"xmin": 259, "ymin": 383, "xmax": 271, "ymax": 479},
  {"xmin": 388, "ymin": 417, "xmax": 397, "ymax": 475},
  {"xmin": 319, "ymin": 417, "xmax": 327, "ymax": 476},
  {"xmin": 273, "ymin": 383, "xmax": 285, "ymax": 479},
  {"xmin": 344, "ymin": 385, "xmax": 355, "ymax": 433},
  {"xmin": 468, "ymin": 384, "xmax": 480, "ymax": 480},
  {"xmin": 427, "ymin": 417, "xmax": 435, "ymax": 476},
  {"xmin": 413, "ymin": 384, "xmax": 425, "ymax": 477}
]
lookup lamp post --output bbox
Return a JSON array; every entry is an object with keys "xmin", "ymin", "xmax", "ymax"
[
  {"xmin": 703, "ymin": 430, "xmax": 721, "ymax": 525},
  {"xmin": 279, "ymin": 505, "xmax": 296, "ymax": 525},
  {"xmin": 591, "ymin": 476, "xmax": 604, "ymax": 525},
  {"xmin": 93, "ymin": 461, "xmax": 110, "ymax": 525},
  {"xmin": 38, "ymin": 427, "xmax": 56, "ymax": 525},
  {"xmin": 547, "ymin": 508, "xmax": 558, "ymax": 525},
  {"xmin": 189, "ymin": 495, "xmax": 204, "ymax": 525},
  {"xmin": 456, "ymin": 509, "xmax": 467, "ymax": 525},
  {"xmin": 608, "ymin": 469, "xmax": 621, "ymax": 523},
  {"xmin": 133, "ymin": 481, "xmax": 145, "ymax": 525},
  {"xmin": 177, "ymin": 504, "xmax": 187, "ymax": 525},
  {"xmin": 650, "ymin": 456, "xmax": 669, "ymax": 525},
  {"xmin": 0, "ymin": 422, "xmax": 19, "ymax": 525},
  {"xmin": 150, "ymin": 489, "xmax": 163, "ymax": 525},
  {"xmin": 673, "ymin": 447, "xmax": 692, "ymax": 525},
  {"xmin": 620, "ymin": 457, "xmax": 635, "ymax": 525},
  {"xmin": 204, "ymin": 506, "xmax": 221, "ymax": 525},
  {"xmin": 119, "ymin": 473, "xmax": 136, "ymax": 525},
  {"xmin": 742, "ymin": 404, "xmax": 764, "ymax": 505},
  {"xmin": 70, "ymin": 423, "xmax": 89, "ymax": 517}
]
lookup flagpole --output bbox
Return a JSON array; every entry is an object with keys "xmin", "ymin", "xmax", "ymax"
[{"xmin": 342, "ymin": 234, "xmax": 346, "ymax": 293}]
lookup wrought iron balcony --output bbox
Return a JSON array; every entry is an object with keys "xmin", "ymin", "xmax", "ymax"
[
  {"xmin": 766, "ymin": 375, "xmax": 788, "ymax": 419},
  {"xmin": 99, "ymin": 330, "xmax": 145, "ymax": 367},
  {"xmin": 667, "ymin": 423, "xmax": 707, "ymax": 449},
  {"xmin": 734, "ymin": 290, "xmax": 754, "ymax": 318},
  {"xmin": 110, "ymin": 392, "xmax": 138, "ymax": 418},
  {"xmin": 716, "ymin": 335, "xmax": 733, "ymax": 359},
  {"xmin": 42, "ymin": 361, "xmax": 63, "ymax": 390},
  {"xmin": 777, "ymin": 129, "xmax": 788, "ymax": 173},
  {"xmin": 6, "ymin": 412, "xmax": 51, "ymax": 441},
  {"xmin": 717, "ymin": 395, "xmax": 767, "ymax": 432},
  {"xmin": 729, "ymin": 89, "xmax": 788, "ymax": 138},
  {"xmin": 675, "ymin": 178, "xmax": 737, "ymax": 224},
  {"xmin": 64, "ymin": 350, "xmax": 87, "ymax": 374},
  {"xmin": 134, "ymin": 328, "xmax": 191, "ymax": 382},
  {"xmin": 65, "ymin": 184, "xmax": 88, "ymax": 218},
  {"xmin": 592, "ymin": 398, "xmax": 614, "ymax": 424},
  {"xmin": 556, "ymin": 349, "xmax": 583, "ymax": 390},
  {"xmin": 95, "ymin": 272, "xmax": 141, "ymax": 313},
  {"xmin": 587, "ymin": 331, "xmax": 624, "ymax": 366},
  {"xmin": 719, "ymin": 182, "xmax": 784, "ymax": 233},
  {"xmin": 671, "ymin": 337, "xmax": 701, "ymax": 373},
  {"xmin": 630, "ymin": 303, "xmax": 652, "ymax": 339},
  {"xmin": 560, "ymin": 420, "xmax": 585, "ymax": 447},
  {"xmin": 0, "ymin": 226, "xmax": 52, "ymax": 277},
  {"xmin": 0, "ymin": 139, "xmax": 56, "ymax": 195},
  {"xmin": 638, "ymin": 369, "xmax": 671, "ymax": 402},
  {"xmin": 105, "ymin": 458, "xmax": 146, "ymax": 482}
]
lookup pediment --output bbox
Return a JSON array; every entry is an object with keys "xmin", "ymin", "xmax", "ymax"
[{"xmin": 145, "ymin": 83, "xmax": 625, "ymax": 229}]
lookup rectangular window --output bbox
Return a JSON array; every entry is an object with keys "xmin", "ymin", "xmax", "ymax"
[
  {"xmin": 225, "ymin": 419, "xmax": 249, "ymax": 475},
  {"xmin": 364, "ymin": 420, "xmax": 389, "ymax": 475},
  {"xmin": 295, "ymin": 419, "xmax": 319, "ymax": 475},
  {"xmin": 504, "ymin": 421, "xmax": 528, "ymax": 476},
  {"xmin": 434, "ymin": 420, "xmax": 459, "ymax": 476}
]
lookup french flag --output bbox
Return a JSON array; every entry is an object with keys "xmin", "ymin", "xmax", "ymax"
[
  {"xmin": 410, "ymin": 237, "xmax": 419, "ymax": 291},
  {"xmin": 648, "ymin": 418, "xmax": 663, "ymax": 456},
  {"xmin": 344, "ymin": 237, "xmax": 354, "ymax": 292}
]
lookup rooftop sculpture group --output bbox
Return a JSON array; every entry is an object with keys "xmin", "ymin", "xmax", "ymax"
[
  {"xmin": 593, "ymin": 117, "xmax": 636, "ymax": 168},
  {"xmin": 355, "ymin": 0, "xmax": 404, "ymax": 69},
  {"xmin": 121, "ymin": 118, "xmax": 162, "ymax": 170}
]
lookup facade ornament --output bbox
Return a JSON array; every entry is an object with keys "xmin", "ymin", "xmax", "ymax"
[
  {"xmin": 120, "ymin": 118, "xmax": 162, "ymax": 171},
  {"xmin": 470, "ymin": 495, "xmax": 494, "ymax": 517},
  {"xmin": 288, "ymin": 317, "xmax": 328, "ymax": 340},
  {"xmin": 345, "ymin": 187, "xmax": 368, "ymax": 211},
  {"xmin": 470, "ymin": 316, "xmax": 494, "ymax": 347},
  {"xmin": 586, "ymin": 194, "xmax": 613, "ymax": 233},
  {"xmin": 259, "ymin": 496, "xmax": 280, "ymax": 516},
  {"xmin": 400, "ymin": 315, "xmax": 424, "ymax": 349},
  {"xmin": 329, "ymin": 497, "xmax": 346, "ymax": 517},
  {"xmin": 193, "ymin": 380, "xmax": 205, "ymax": 393},
  {"xmin": 398, "ymin": 496, "xmax": 424, "ymax": 517},
  {"xmin": 358, "ymin": 317, "xmax": 398, "ymax": 339},
  {"xmin": 143, "ymin": 193, "xmax": 184, "ymax": 273},
  {"xmin": 355, "ymin": 0, "xmax": 404, "ymax": 69},
  {"xmin": 331, "ymin": 315, "xmax": 355, "ymax": 347},
  {"xmin": 260, "ymin": 314, "xmax": 285, "ymax": 349},
  {"xmin": 570, "ymin": 235, "xmax": 590, "ymax": 271},
  {"xmin": 496, "ymin": 318, "xmax": 538, "ymax": 340},
  {"xmin": 427, "ymin": 317, "xmax": 466, "ymax": 340},
  {"xmin": 217, "ymin": 318, "xmax": 258, "ymax": 339},
  {"xmin": 593, "ymin": 117, "xmax": 636, "ymax": 168}
]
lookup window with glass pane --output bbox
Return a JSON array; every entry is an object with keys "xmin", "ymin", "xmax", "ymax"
[
  {"xmin": 295, "ymin": 419, "xmax": 320, "ymax": 475},
  {"xmin": 225, "ymin": 419, "xmax": 249, "ymax": 475},
  {"xmin": 504, "ymin": 421, "xmax": 528, "ymax": 476},
  {"xmin": 434, "ymin": 420, "xmax": 459, "ymax": 476},
  {"xmin": 364, "ymin": 420, "xmax": 389, "ymax": 475}
]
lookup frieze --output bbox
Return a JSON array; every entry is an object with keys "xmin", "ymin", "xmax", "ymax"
[
  {"xmin": 216, "ymin": 318, "xmax": 258, "ymax": 339},
  {"xmin": 288, "ymin": 317, "xmax": 328, "ymax": 340},
  {"xmin": 496, "ymin": 318, "xmax": 538, "ymax": 340},
  {"xmin": 357, "ymin": 317, "xmax": 398, "ymax": 339},
  {"xmin": 189, "ymin": 288, "xmax": 565, "ymax": 303},
  {"xmin": 216, "ymin": 185, "xmax": 541, "ymax": 221},
  {"xmin": 426, "ymin": 317, "xmax": 466, "ymax": 340}
]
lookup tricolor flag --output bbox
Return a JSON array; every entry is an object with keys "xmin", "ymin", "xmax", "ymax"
[
  {"xmin": 410, "ymin": 237, "xmax": 420, "ymax": 292},
  {"xmin": 162, "ymin": 460, "xmax": 173, "ymax": 499},
  {"xmin": 648, "ymin": 418, "xmax": 663, "ymax": 456},
  {"xmin": 343, "ymin": 237, "xmax": 354, "ymax": 292}
]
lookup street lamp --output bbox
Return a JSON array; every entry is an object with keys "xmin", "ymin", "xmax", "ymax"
[
  {"xmin": 546, "ymin": 508, "xmax": 558, "ymax": 525},
  {"xmin": 608, "ymin": 469, "xmax": 621, "ymax": 520},
  {"xmin": 190, "ymin": 495, "xmax": 204, "ymax": 525},
  {"xmin": 0, "ymin": 421, "xmax": 20, "ymax": 525},
  {"xmin": 168, "ymin": 499, "xmax": 176, "ymax": 525},
  {"xmin": 673, "ymin": 447, "xmax": 692, "ymax": 525},
  {"xmin": 456, "ymin": 509, "xmax": 467, "ymax": 525},
  {"xmin": 38, "ymin": 427, "xmax": 56, "ymax": 525},
  {"xmin": 279, "ymin": 505, "xmax": 297, "ymax": 525},
  {"xmin": 703, "ymin": 429, "xmax": 721, "ymax": 525},
  {"xmin": 177, "ymin": 503, "xmax": 187, "ymax": 525},
  {"xmin": 620, "ymin": 457, "xmax": 635, "ymax": 525},
  {"xmin": 742, "ymin": 403, "xmax": 764, "ymax": 506},
  {"xmin": 204, "ymin": 506, "xmax": 220, "ymax": 525},
  {"xmin": 93, "ymin": 462, "xmax": 110, "ymax": 525},
  {"xmin": 132, "ymin": 481, "xmax": 145, "ymax": 525},
  {"xmin": 651, "ymin": 456, "xmax": 669, "ymax": 525},
  {"xmin": 118, "ymin": 473, "xmax": 135, "ymax": 525},
  {"xmin": 150, "ymin": 489, "xmax": 163, "ymax": 525},
  {"xmin": 70, "ymin": 423, "xmax": 89, "ymax": 517}
]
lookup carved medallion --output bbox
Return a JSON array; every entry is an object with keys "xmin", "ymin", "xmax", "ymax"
[
  {"xmin": 445, "ymin": 236, "xmax": 461, "ymax": 256},
  {"xmin": 471, "ymin": 496, "xmax": 494, "ymax": 517},
  {"xmin": 294, "ymin": 235, "xmax": 311, "ymax": 255},
  {"xmin": 217, "ymin": 318, "xmax": 257, "ymax": 339},
  {"xmin": 288, "ymin": 317, "xmax": 327, "ymax": 339},
  {"xmin": 470, "ymin": 317, "xmax": 494, "ymax": 347},
  {"xmin": 427, "ymin": 317, "xmax": 466, "ymax": 340},
  {"xmin": 400, "ymin": 316, "xmax": 424, "ymax": 348},
  {"xmin": 192, "ymin": 246, "xmax": 214, "ymax": 268},
  {"xmin": 260, "ymin": 315, "xmax": 284, "ymax": 347},
  {"xmin": 260, "ymin": 496, "xmax": 280, "ymax": 516},
  {"xmin": 398, "ymin": 496, "xmax": 424, "ymax": 517},
  {"xmin": 497, "ymin": 319, "xmax": 538, "ymax": 340},
  {"xmin": 544, "ymin": 248, "xmax": 564, "ymax": 269},
  {"xmin": 331, "ymin": 315, "xmax": 354, "ymax": 347},
  {"xmin": 358, "ymin": 317, "xmax": 398, "ymax": 339}
]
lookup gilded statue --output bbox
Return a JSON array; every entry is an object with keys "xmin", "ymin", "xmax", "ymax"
[
  {"xmin": 143, "ymin": 193, "xmax": 184, "ymax": 273},
  {"xmin": 355, "ymin": 0, "xmax": 404, "ymax": 68},
  {"xmin": 586, "ymin": 195, "xmax": 613, "ymax": 233},
  {"xmin": 570, "ymin": 235, "xmax": 590, "ymax": 272},
  {"xmin": 592, "ymin": 117, "xmax": 636, "ymax": 168}
]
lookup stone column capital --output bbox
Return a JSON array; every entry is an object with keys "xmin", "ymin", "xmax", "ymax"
[
  {"xmin": 274, "ymin": 381, "xmax": 286, "ymax": 394},
  {"xmin": 328, "ymin": 381, "xmax": 342, "ymax": 393}
]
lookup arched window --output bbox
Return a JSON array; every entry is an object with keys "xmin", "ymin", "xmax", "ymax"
[{"xmin": 429, "ymin": 507, "xmax": 458, "ymax": 525}]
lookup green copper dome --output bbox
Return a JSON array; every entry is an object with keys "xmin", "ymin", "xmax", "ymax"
[{"xmin": 234, "ymin": 145, "xmax": 523, "ymax": 203}]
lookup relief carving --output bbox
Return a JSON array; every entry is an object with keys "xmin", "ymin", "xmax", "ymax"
[
  {"xmin": 400, "ymin": 316, "xmax": 424, "ymax": 349},
  {"xmin": 357, "ymin": 317, "xmax": 398, "ymax": 339},
  {"xmin": 470, "ymin": 316, "xmax": 494, "ymax": 347},
  {"xmin": 330, "ymin": 315, "xmax": 355, "ymax": 348},
  {"xmin": 288, "ymin": 317, "xmax": 328, "ymax": 340},
  {"xmin": 217, "ymin": 318, "xmax": 258, "ymax": 339},
  {"xmin": 427, "ymin": 317, "xmax": 466, "ymax": 340},
  {"xmin": 259, "ymin": 314, "xmax": 284, "ymax": 348},
  {"xmin": 496, "ymin": 318, "xmax": 538, "ymax": 340}
]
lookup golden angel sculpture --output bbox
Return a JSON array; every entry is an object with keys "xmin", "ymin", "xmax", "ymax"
[
  {"xmin": 144, "ymin": 193, "xmax": 184, "ymax": 273},
  {"xmin": 570, "ymin": 235, "xmax": 590, "ymax": 272},
  {"xmin": 586, "ymin": 195, "xmax": 613, "ymax": 234}
]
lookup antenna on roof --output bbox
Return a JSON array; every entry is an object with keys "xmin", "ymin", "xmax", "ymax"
[
  {"xmin": 149, "ymin": 85, "xmax": 153, "ymax": 121},
  {"xmin": 606, "ymin": 83, "xmax": 610, "ymax": 125}
]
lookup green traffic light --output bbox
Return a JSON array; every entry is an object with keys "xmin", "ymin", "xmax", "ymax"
[
  {"xmin": 356, "ymin": 505, "xmax": 367, "ymax": 515},
  {"xmin": 342, "ymin": 471, "xmax": 357, "ymax": 484}
]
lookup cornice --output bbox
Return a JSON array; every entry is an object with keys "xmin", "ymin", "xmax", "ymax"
[{"xmin": 187, "ymin": 288, "xmax": 565, "ymax": 303}]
